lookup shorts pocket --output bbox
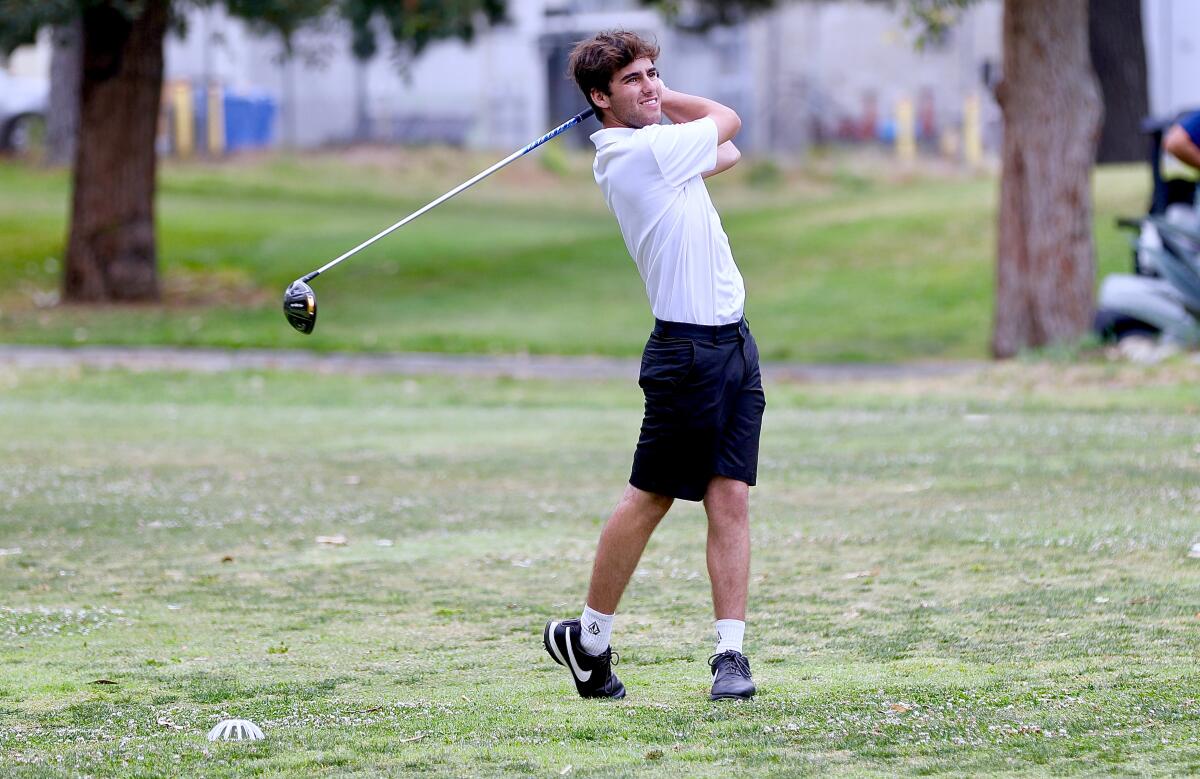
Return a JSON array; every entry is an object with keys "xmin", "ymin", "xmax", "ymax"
[{"xmin": 639, "ymin": 336, "xmax": 696, "ymax": 389}]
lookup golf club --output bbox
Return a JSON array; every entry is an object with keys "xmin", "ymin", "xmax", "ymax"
[{"xmin": 283, "ymin": 107, "xmax": 596, "ymax": 334}]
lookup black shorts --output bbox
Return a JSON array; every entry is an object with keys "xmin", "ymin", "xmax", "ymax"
[{"xmin": 630, "ymin": 318, "xmax": 766, "ymax": 502}]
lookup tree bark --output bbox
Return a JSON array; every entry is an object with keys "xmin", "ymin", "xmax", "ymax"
[
  {"xmin": 47, "ymin": 18, "xmax": 82, "ymax": 168},
  {"xmin": 63, "ymin": 1, "xmax": 168, "ymax": 303},
  {"xmin": 1088, "ymin": 0, "xmax": 1149, "ymax": 164},
  {"xmin": 992, "ymin": 0, "xmax": 1102, "ymax": 358}
]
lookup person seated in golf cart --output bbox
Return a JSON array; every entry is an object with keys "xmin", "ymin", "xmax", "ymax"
[
  {"xmin": 1164, "ymin": 112, "xmax": 1200, "ymax": 170},
  {"xmin": 1095, "ymin": 110, "xmax": 1200, "ymax": 349}
]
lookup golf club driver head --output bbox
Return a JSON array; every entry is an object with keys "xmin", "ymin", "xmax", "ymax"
[{"xmin": 283, "ymin": 279, "xmax": 317, "ymax": 334}]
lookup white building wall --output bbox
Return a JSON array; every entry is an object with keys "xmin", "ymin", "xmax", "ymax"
[
  {"xmin": 160, "ymin": 1, "xmax": 1014, "ymax": 153},
  {"xmin": 746, "ymin": 1, "xmax": 1003, "ymax": 152},
  {"xmin": 167, "ymin": 7, "xmax": 503, "ymax": 149},
  {"xmin": 165, "ymin": 0, "xmax": 671, "ymax": 150},
  {"xmin": 1143, "ymin": 0, "xmax": 1200, "ymax": 117}
]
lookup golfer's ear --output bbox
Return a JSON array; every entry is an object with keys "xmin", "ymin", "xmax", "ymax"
[{"xmin": 591, "ymin": 88, "xmax": 611, "ymax": 111}]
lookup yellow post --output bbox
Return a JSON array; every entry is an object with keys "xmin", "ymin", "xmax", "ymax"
[
  {"xmin": 172, "ymin": 82, "xmax": 194, "ymax": 158},
  {"xmin": 207, "ymin": 84, "xmax": 225, "ymax": 156},
  {"xmin": 964, "ymin": 93, "xmax": 982, "ymax": 169},
  {"xmin": 895, "ymin": 97, "xmax": 916, "ymax": 163}
]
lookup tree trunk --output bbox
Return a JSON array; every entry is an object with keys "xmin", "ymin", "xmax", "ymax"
[
  {"xmin": 1089, "ymin": 0, "xmax": 1149, "ymax": 163},
  {"xmin": 992, "ymin": 0, "xmax": 1102, "ymax": 358},
  {"xmin": 46, "ymin": 18, "xmax": 82, "ymax": 168},
  {"xmin": 63, "ymin": 1, "xmax": 168, "ymax": 303}
]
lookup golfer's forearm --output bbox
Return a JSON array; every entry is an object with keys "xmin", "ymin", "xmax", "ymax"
[
  {"xmin": 661, "ymin": 87, "xmax": 741, "ymax": 145},
  {"xmin": 1165, "ymin": 125, "xmax": 1200, "ymax": 170},
  {"xmin": 703, "ymin": 142, "xmax": 741, "ymax": 179}
]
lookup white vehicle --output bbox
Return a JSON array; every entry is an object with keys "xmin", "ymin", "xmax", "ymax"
[{"xmin": 0, "ymin": 69, "xmax": 49, "ymax": 153}]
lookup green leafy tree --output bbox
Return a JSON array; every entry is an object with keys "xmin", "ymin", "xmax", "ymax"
[
  {"xmin": 645, "ymin": 0, "xmax": 1103, "ymax": 358},
  {"xmin": 0, "ymin": 0, "xmax": 506, "ymax": 303}
]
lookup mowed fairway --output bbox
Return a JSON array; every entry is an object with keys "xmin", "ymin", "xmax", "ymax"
[
  {"xmin": 2, "ymin": 364, "xmax": 1199, "ymax": 776},
  {"xmin": 0, "ymin": 154, "xmax": 1148, "ymax": 361}
]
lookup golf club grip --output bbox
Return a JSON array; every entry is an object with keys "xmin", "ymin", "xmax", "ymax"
[{"xmin": 304, "ymin": 108, "xmax": 596, "ymax": 282}]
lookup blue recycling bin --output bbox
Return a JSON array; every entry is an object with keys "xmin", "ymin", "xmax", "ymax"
[
  {"xmin": 192, "ymin": 85, "xmax": 277, "ymax": 153},
  {"xmin": 224, "ymin": 91, "xmax": 276, "ymax": 152}
]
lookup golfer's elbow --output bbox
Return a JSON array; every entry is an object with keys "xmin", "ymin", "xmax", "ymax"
[
  {"xmin": 709, "ymin": 105, "xmax": 741, "ymax": 146},
  {"xmin": 704, "ymin": 142, "xmax": 741, "ymax": 179}
]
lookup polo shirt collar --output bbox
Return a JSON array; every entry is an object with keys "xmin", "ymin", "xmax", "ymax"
[{"xmin": 591, "ymin": 127, "xmax": 636, "ymax": 148}]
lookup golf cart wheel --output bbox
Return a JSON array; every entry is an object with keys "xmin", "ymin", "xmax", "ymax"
[{"xmin": 3, "ymin": 113, "xmax": 47, "ymax": 160}]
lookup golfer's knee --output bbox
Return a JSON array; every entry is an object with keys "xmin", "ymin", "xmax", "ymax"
[
  {"xmin": 623, "ymin": 483, "xmax": 673, "ymax": 517},
  {"xmin": 705, "ymin": 475, "xmax": 749, "ymax": 504}
]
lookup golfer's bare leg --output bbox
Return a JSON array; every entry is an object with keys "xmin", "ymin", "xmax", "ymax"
[
  {"xmin": 585, "ymin": 483, "xmax": 674, "ymax": 614},
  {"xmin": 703, "ymin": 476, "xmax": 750, "ymax": 620}
]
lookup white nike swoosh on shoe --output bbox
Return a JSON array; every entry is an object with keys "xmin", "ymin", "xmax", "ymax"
[
  {"xmin": 547, "ymin": 621, "xmax": 569, "ymax": 667},
  {"xmin": 564, "ymin": 633, "xmax": 593, "ymax": 682}
]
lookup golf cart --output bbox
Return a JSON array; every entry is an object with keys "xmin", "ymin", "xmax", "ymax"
[
  {"xmin": 1094, "ymin": 111, "xmax": 1200, "ymax": 347},
  {"xmin": 0, "ymin": 69, "xmax": 48, "ymax": 157}
]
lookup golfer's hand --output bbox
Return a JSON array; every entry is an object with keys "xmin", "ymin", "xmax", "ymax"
[{"xmin": 658, "ymin": 87, "xmax": 740, "ymax": 144}]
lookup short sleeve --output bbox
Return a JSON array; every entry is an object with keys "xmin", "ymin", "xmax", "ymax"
[
  {"xmin": 644, "ymin": 117, "xmax": 719, "ymax": 188},
  {"xmin": 1181, "ymin": 112, "xmax": 1200, "ymax": 146}
]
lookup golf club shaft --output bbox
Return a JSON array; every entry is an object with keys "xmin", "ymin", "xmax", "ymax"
[{"xmin": 301, "ymin": 107, "xmax": 596, "ymax": 283}]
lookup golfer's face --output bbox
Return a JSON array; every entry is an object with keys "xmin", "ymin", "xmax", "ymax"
[{"xmin": 600, "ymin": 58, "xmax": 661, "ymax": 129}]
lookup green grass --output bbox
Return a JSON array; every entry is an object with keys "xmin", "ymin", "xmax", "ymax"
[
  {"xmin": 0, "ymin": 152, "xmax": 1150, "ymax": 361},
  {"xmin": 2, "ymin": 362, "xmax": 1200, "ymax": 776}
]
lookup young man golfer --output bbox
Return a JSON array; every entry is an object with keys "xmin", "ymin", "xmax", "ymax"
[{"xmin": 543, "ymin": 30, "xmax": 765, "ymax": 701}]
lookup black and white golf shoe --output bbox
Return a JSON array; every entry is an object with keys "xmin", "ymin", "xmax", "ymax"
[
  {"xmin": 709, "ymin": 650, "xmax": 756, "ymax": 700},
  {"xmin": 543, "ymin": 618, "xmax": 625, "ymax": 699}
]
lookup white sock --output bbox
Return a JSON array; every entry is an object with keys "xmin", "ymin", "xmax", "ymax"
[
  {"xmin": 714, "ymin": 619, "xmax": 745, "ymax": 655},
  {"xmin": 579, "ymin": 604, "xmax": 614, "ymax": 656}
]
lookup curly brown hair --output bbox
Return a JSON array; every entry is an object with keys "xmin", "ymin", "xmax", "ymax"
[{"xmin": 567, "ymin": 30, "xmax": 660, "ymax": 120}]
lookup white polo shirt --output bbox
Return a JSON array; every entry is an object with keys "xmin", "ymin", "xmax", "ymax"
[{"xmin": 590, "ymin": 117, "xmax": 746, "ymax": 326}]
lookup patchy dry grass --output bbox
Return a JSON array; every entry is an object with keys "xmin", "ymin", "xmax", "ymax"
[{"xmin": 1, "ymin": 364, "xmax": 1198, "ymax": 776}]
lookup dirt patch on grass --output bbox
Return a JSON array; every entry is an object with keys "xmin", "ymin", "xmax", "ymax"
[
  {"xmin": 161, "ymin": 269, "xmax": 270, "ymax": 309},
  {"xmin": 3, "ymin": 269, "xmax": 269, "ymax": 313}
]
